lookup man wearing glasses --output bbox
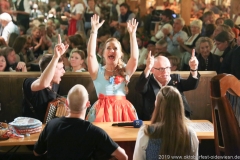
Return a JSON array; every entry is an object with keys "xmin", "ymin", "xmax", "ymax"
[{"xmin": 135, "ymin": 50, "xmax": 200, "ymax": 120}]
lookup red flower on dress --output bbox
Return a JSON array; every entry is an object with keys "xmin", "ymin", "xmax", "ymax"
[{"xmin": 114, "ymin": 76, "xmax": 123, "ymax": 84}]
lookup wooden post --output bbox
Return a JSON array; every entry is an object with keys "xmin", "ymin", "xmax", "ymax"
[
  {"xmin": 155, "ymin": 0, "xmax": 163, "ymax": 6},
  {"xmin": 180, "ymin": 0, "xmax": 191, "ymax": 26},
  {"xmin": 126, "ymin": 0, "xmax": 138, "ymax": 11}
]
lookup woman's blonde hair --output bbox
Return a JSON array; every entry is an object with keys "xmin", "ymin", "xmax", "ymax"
[
  {"xmin": 144, "ymin": 86, "xmax": 191, "ymax": 158},
  {"xmin": 195, "ymin": 37, "xmax": 213, "ymax": 53},
  {"xmin": 103, "ymin": 38, "xmax": 129, "ymax": 93},
  {"xmin": 190, "ymin": 19, "xmax": 203, "ymax": 31}
]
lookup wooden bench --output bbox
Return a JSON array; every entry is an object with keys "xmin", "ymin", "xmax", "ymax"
[{"xmin": 0, "ymin": 71, "xmax": 216, "ymax": 122}]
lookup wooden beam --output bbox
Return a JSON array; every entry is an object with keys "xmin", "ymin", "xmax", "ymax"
[{"xmin": 180, "ymin": 0, "xmax": 191, "ymax": 26}]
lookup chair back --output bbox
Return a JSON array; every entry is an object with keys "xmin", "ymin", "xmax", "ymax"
[{"xmin": 210, "ymin": 74, "xmax": 240, "ymax": 156}]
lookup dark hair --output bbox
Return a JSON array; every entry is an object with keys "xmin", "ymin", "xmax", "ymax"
[
  {"xmin": 161, "ymin": 9, "xmax": 174, "ymax": 19},
  {"xmin": 69, "ymin": 34, "xmax": 85, "ymax": 47},
  {"xmin": 203, "ymin": 11, "xmax": 214, "ymax": 19},
  {"xmin": 59, "ymin": 0, "xmax": 67, "ymax": 4},
  {"xmin": 2, "ymin": 47, "xmax": 14, "ymax": 58},
  {"xmin": 214, "ymin": 30, "xmax": 234, "ymax": 43},
  {"xmin": 168, "ymin": 56, "xmax": 180, "ymax": 70},
  {"xmin": 39, "ymin": 54, "xmax": 63, "ymax": 72},
  {"xmin": 12, "ymin": 36, "xmax": 27, "ymax": 55},
  {"xmin": 120, "ymin": 3, "xmax": 130, "ymax": 10},
  {"xmin": 8, "ymin": 33, "xmax": 19, "ymax": 47},
  {"xmin": 2, "ymin": 47, "xmax": 15, "ymax": 70},
  {"xmin": 98, "ymin": 29, "xmax": 112, "ymax": 38},
  {"xmin": 18, "ymin": 25, "xmax": 26, "ymax": 34},
  {"xmin": 71, "ymin": 50, "xmax": 85, "ymax": 60},
  {"xmin": 205, "ymin": 24, "xmax": 216, "ymax": 37},
  {"xmin": 0, "ymin": 37, "xmax": 7, "ymax": 47}
]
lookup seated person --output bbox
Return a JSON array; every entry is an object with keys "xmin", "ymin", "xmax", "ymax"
[
  {"xmin": 135, "ymin": 51, "xmax": 200, "ymax": 120},
  {"xmin": 154, "ymin": 39, "xmax": 171, "ymax": 57},
  {"xmin": 65, "ymin": 50, "xmax": 86, "ymax": 72},
  {"xmin": 195, "ymin": 37, "xmax": 221, "ymax": 73},
  {"xmin": 2, "ymin": 47, "xmax": 27, "ymax": 72},
  {"xmin": 133, "ymin": 86, "xmax": 199, "ymax": 160},
  {"xmin": 0, "ymin": 52, "xmax": 7, "ymax": 71},
  {"xmin": 33, "ymin": 84, "xmax": 128, "ymax": 160},
  {"xmin": 0, "ymin": 13, "xmax": 19, "ymax": 44},
  {"xmin": 22, "ymin": 35, "xmax": 68, "ymax": 122},
  {"xmin": 168, "ymin": 55, "xmax": 180, "ymax": 71}
]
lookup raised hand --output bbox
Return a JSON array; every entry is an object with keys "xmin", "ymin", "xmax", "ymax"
[
  {"xmin": 189, "ymin": 49, "xmax": 199, "ymax": 70},
  {"xmin": 146, "ymin": 51, "xmax": 154, "ymax": 70},
  {"xmin": 54, "ymin": 34, "xmax": 69, "ymax": 58},
  {"xmin": 127, "ymin": 18, "xmax": 138, "ymax": 34},
  {"xmin": 91, "ymin": 14, "xmax": 105, "ymax": 32}
]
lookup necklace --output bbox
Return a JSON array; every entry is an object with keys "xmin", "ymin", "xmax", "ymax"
[
  {"xmin": 105, "ymin": 67, "xmax": 117, "ymax": 72},
  {"xmin": 205, "ymin": 58, "xmax": 208, "ymax": 71}
]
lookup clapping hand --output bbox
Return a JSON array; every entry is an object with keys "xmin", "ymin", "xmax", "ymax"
[
  {"xmin": 127, "ymin": 18, "xmax": 138, "ymax": 35},
  {"xmin": 177, "ymin": 36, "xmax": 184, "ymax": 44},
  {"xmin": 54, "ymin": 34, "xmax": 69, "ymax": 58},
  {"xmin": 16, "ymin": 62, "xmax": 27, "ymax": 72},
  {"xmin": 91, "ymin": 14, "xmax": 105, "ymax": 32},
  {"xmin": 189, "ymin": 49, "xmax": 198, "ymax": 70}
]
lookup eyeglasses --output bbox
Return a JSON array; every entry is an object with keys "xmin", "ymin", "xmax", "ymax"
[{"xmin": 153, "ymin": 67, "xmax": 171, "ymax": 72}]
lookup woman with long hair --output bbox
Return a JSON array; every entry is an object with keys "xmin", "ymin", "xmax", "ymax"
[
  {"xmin": 68, "ymin": 50, "xmax": 86, "ymax": 72},
  {"xmin": 12, "ymin": 36, "xmax": 36, "ymax": 70},
  {"xmin": 133, "ymin": 86, "xmax": 199, "ymax": 160},
  {"xmin": 86, "ymin": 14, "xmax": 139, "ymax": 122}
]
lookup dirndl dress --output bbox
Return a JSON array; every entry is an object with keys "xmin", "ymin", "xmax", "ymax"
[{"xmin": 86, "ymin": 65, "xmax": 138, "ymax": 122}]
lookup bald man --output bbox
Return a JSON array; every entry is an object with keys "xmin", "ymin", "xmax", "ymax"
[
  {"xmin": 33, "ymin": 85, "xmax": 128, "ymax": 160},
  {"xmin": 136, "ymin": 51, "xmax": 200, "ymax": 120}
]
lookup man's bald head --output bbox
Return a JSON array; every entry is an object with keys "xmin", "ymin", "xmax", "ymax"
[
  {"xmin": 152, "ymin": 56, "xmax": 171, "ymax": 84},
  {"xmin": 154, "ymin": 56, "xmax": 171, "ymax": 67},
  {"xmin": 67, "ymin": 84, "xmax": 89, "ymax": 112}
]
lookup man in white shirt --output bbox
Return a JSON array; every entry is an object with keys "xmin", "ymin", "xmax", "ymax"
[
  {"xmin": 151, "ymin": 9, "xmax": 174, "ymax": 42},
  {"xmin": 30, "ymin": 4, "xmax": 43, "ymax": 21},
  {"xmin": 165, "ymin": 18, "xmax": 188, "ymax": 59},
  {"xmin": 0, "ymin": 13, "xmax": 19, "ymax": 44}
]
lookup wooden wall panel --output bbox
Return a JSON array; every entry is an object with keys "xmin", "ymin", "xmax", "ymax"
[{"xmin": 0, "ymin": 71, "xmax": 216, "ymax": 122}]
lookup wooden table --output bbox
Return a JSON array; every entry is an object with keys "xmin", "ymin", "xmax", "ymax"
[{"xmin": 0, "ymin": 120, "xmax": 214, "ymax": 146}]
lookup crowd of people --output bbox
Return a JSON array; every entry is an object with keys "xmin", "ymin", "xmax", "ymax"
[
  {"xmin": 21, "ymin": 12, "xmax": 200, "ymax": 159},
  {"xmin": 1, "ymin": 0, "xmax": 240, "ymax": 159}
]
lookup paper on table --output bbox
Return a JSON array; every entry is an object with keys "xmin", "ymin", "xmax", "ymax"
[{"xmin": 189, "ymin": 122, "xmax": 214, "ymax": 132}]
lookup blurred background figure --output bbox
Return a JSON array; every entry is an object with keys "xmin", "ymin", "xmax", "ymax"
[
  {"xmin": 168, "ymin": 55, "xmax": 180, "ymax": 71},
  {"xmin": 0, "ymin": 52, "xmax": 7, "ymax": 71},
  {"xmin": 30, "ymin": 4, "xmax": 43, "ymax": 21},
  {"xmin": 0, "ymin": 13, "xmax": 19, "ymax": 44},
  {"xmin": 11, "ymin": 0, "xmax": 31, "ymax": 32}
]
